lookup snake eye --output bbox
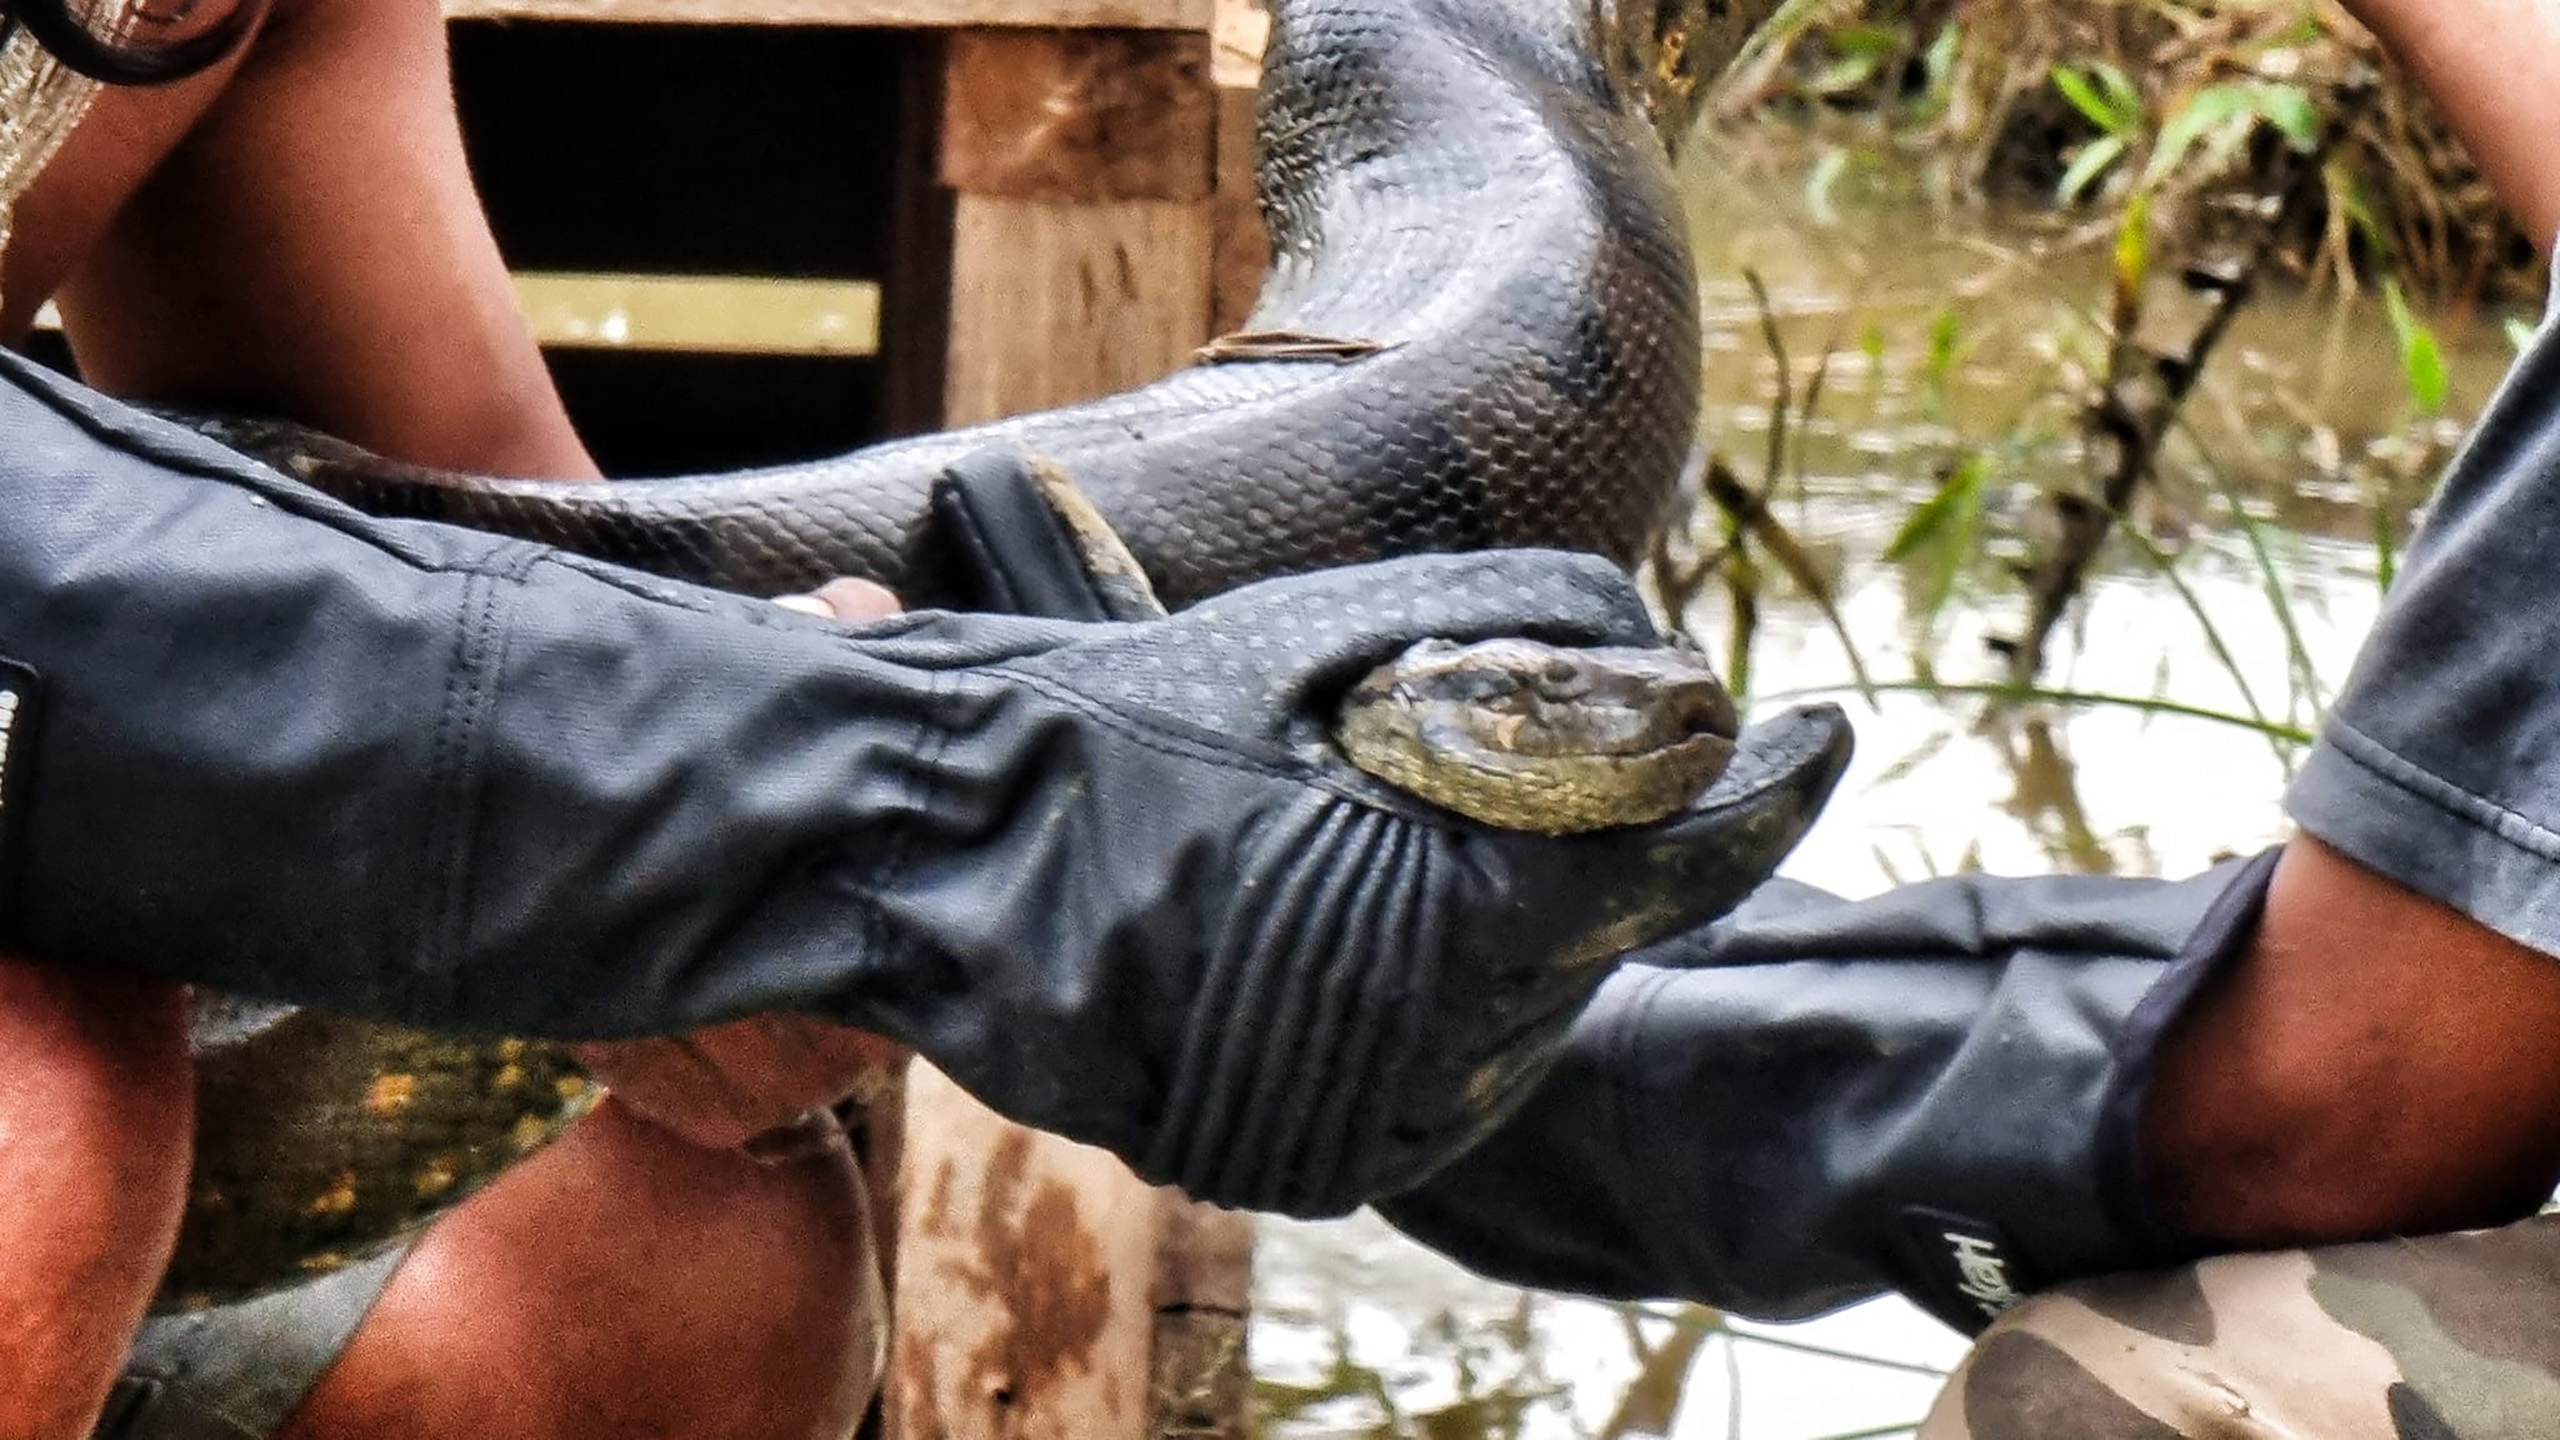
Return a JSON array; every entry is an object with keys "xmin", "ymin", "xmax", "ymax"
[{"xmin": 2, "ymin": 0, "xmax": 255, "ymax": 86}]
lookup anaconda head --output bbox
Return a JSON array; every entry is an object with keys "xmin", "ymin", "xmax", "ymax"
[{"xmin": 1334, "ymin": 635, "xmax": 1741, "ymax": 835}]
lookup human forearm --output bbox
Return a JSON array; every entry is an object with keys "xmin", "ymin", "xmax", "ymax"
[
  {"xmin": 2341, "ymin": 0, "xmax": 2560, "ymax": 253},
  {"xmin": 58, "ymin": 0, "xmax": 594, "ymax": 480},
  {"xmin": 2142, "ymin": 834, "xmax": 2560, "ymax": 1246},
  {"xmin": 0, "ymin": 964, "xmax": 190, "ymax": 1440}
]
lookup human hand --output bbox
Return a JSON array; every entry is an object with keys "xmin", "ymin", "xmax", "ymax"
[
  {"xmin": 844, "ymin": 453, "xmax": 1854, "ymax": 1215},
  {"xmin": 577, "ymin": 576, "xmax": 911, "ymax": 1159},
  {"xmin": 769, "ymin": 578, "xmax": 903, "ymax": 627},
  {"xmin": 575, "ymin": 1014, "xmax": 909, "ymax": 1159}
]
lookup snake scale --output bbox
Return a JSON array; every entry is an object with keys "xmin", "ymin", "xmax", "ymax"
[{"xmin": 153, "ymin": 0, "xmax": 1789, "ymax": 1309}]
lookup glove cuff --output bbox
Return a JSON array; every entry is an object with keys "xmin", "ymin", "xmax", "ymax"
[
  {"xmin": 1885, "ymin": 846, "xmax": 2279, "ymax": 1329},
  {"xmin": 2091, "ymin": 846, "xmax": 2283, "ymax": 1255},
  {"xmin": 1379, "ymin": 849, "xmax": 2283, "ymax": 1332}
]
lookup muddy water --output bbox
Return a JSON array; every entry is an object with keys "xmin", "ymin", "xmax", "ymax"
[{"xmin": 1249, "ymin": 129, "xmax": 2540, "ymax": 1439}]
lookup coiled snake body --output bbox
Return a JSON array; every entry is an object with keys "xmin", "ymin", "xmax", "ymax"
[{"xmin": 157, "ymin": 0, "xmax": 1785, "ymax": 1308}]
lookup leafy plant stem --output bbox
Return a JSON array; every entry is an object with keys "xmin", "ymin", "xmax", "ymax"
[{"xmin": 1760, "ymin": 680, "xmax": 2316, "ymax": 745}]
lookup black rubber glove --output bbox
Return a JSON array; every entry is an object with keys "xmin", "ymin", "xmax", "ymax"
[
  {"xmin": 1377, "ymin": 852, "xmax": 2278, "ymax": 1328},
  {"xmin": 0, "ymin": 351, "xmax": 1849, "ymax": 1215}
]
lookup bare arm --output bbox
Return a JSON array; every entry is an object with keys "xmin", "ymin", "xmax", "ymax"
[
  {"xmin": 0, "ymin": 966, "xmax": 191, "ymax": 1440},
  {"xmin": 1, "ymin": 10, "xmax": 591, "ymax": 1428},
  {"xmin": 2144, "ymin": 836, "xmax": 2560, "ymax": 1246},
  {"xmin": 55, "ymin": 0, "xmax": 594, "ymax": 479},
  {"xmin": 2339, "ymin": 0, "xmax": 2560, "ymax": 257}
]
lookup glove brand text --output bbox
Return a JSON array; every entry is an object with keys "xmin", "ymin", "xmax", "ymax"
[
  {"xmin": 1947, "ymin": 1230, "xmax": 2024, "ymax": 1320},
  {"xmin": 0, "ymin": 684, "xmax": 19, "ymax": 824},
  {"xmin": 0, "ymin": 659, "xmax": 36, "ymax": 919}
]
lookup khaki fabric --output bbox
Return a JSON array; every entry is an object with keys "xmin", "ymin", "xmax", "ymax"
[{"xmin": 1924, "ymin": 1213, "xmax": 2560, "ymax": 1439}]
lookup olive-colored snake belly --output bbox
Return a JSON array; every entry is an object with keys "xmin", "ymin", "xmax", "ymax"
[{"xmin": 151, "ymin": 0, "xmax": 1786, "ymax": 1309}]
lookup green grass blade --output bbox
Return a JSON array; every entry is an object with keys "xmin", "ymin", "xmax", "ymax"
[
  {"xmin": 2057, "ymin": 134, "xmax": 2128, "ymax": 204},
  {"xmin": 1762, "ymin": 679, "xmax": 2317, "ymax": 745},
  {"xmin": 2050, "ymin": 64, "xmax": 2124, "ymax": 134},
  {"xmin": 2113, "ymin": 519, "xmax": 2287, "ymax": 761},
  {"xmin": 2384, "ymin": 278, "xmax": 2450, "ymax": 414},
  {"xmin": 2171, "ymin": 412, "xmax": 2328, "ymax": 721}
]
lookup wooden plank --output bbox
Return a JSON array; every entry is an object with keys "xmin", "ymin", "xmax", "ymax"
[
  {"xmin": 511, "ymin": 272, "xmax": 881, "ymax": 354},
  {"xmin": 891, "ymin": 1079, "xmax": 1254, "ymax": 1440},
  {"xmin": 941, "ymin": 193, "xmax": 1213, "ymax": 424},
  {"xmin": 891, "ymin": 1069, "xmax": 1161, "ymax": 1440},
  {"xmin": 445, "ymin": 0, "xmax": 1211, "ymax": 30},
  {"xmin": 41, "ymin": 278, "xmax": 883, "ymax": 358},
  {"xmin": 942, "ymin": 29, "xmax": 1214, "ymax": 204},
  {"xmin": 1206, "ymin": 0, "xmax": 1267, "ymax": 335}
]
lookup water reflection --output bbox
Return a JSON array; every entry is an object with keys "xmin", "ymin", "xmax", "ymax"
[
  {"xmin": 1743, "ymin": 515, "xmax": 2382, "ymax": 889},
  {"xmin": 1250, "ymin": 126, "xmax": 2513, "ymax": 1439}
]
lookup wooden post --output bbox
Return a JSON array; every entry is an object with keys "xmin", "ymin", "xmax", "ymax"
[
  {"xmin": 1207, "ymin": 0, "xmax": 1267, "ymax": 335},
  {"xmin": 936, "ymin": 25, "xmax": 1217, "ymax": 422},
  {"xmin": 889, "ymin": 19, "xmax": 1254, "ymax": 1440},
  {"xmin": 892, "ymin": 1067, "xmax": 1169, "ymax": 1440}
]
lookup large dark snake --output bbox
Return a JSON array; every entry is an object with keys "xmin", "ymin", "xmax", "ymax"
[{"xmin": 150, "ymin": 0, "xmax": 1787, "ymax": 1309}]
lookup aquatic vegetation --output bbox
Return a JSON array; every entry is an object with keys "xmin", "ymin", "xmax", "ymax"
[
  {"xmin": 1652, "ymin": 35, "xmax": 2513, "ymax": 781},
  {"xmin": 1716, "ymin": 0, "xmax": 2538, "ymax": 308}
]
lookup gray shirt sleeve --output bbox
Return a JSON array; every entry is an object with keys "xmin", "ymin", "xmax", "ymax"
[{"xmin": 2285, "ymin": 244, "xmax": 2560, "ymax": 962}]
